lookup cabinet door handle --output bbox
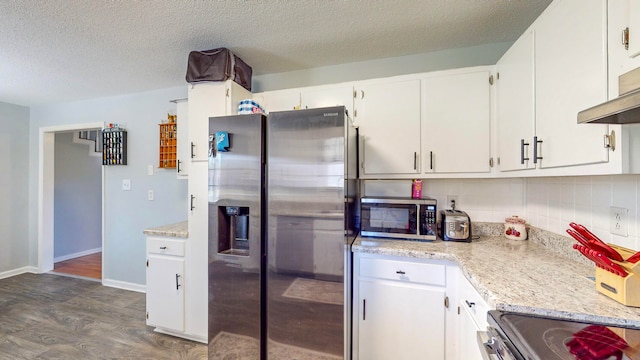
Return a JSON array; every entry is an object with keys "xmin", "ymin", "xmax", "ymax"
[
  {"xmin": 190, "ymin": 142, "xmax": 195, "ymax": 159},
  {"xmin": 190, "ymin": 195, "xmax": 195, "ymax": 211},
  {"xmin": 413, "ymin": 152, "xmax": 417, "ymax": 170},
  {"xmin": 176, "ymin": 274, "xmax": 182, "ymax": 290},
  {"xmin": 360, "ymin": 90, "xmax": 365, "ymax": 99},
  {"xmin": 429, "ymin": 151, "xmax": 433, "ymax": 170},
  {"xmin": 159, "ymin": 246, "xmax": 167, "ymax": 250},
  {"xmin": 177, "ymin": 159, "xmax": 181, "ymax": 173},
  {"xmin": 363, "ymin": 299, "xmax": 366, "ymax": 320},
  {"xmin": 465, "ymin": 300, "xmax": 476, "ymax": 308},
  {"xmin": 533, "ymin": 136, "xmax": 543, "ymax": 164},
  {"xmin": 396, "ymin": 270, "xmax": 406, "ymax": 275},
  {"xmin": 520, "ymin": 139, "xmax": 530, "ymax": 164}
]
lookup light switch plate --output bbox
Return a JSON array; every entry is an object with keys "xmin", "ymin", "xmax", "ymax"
[
  {"xmin": 148, "ymin": 190, "xmax": 154, "ymax": 201},
  {"xmin": 122, "ymin": 179, "xmax": 131, "ymax": 191},
  {"xmin": 147, "ymin": 165, "xmax": 154, "ymax": 176}
]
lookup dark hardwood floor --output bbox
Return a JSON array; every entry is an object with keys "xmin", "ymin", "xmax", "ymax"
[
  {"xmin": 0, "ymin": 273, "xmax": 206, "ymax": 360},
  {"xmin": 53, "ymin": 252, "xmax": 102, "ymax": 280}
]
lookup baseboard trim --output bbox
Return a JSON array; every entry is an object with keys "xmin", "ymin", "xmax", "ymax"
[
  {"xmin": 102, "ymin": 278, "xmax": 146, "ymax": 293},
  {"xmin": 153, "ymin": 327, "xmax": 208, "ymax": 344},
  {"xmin": 54, "ymin": 247, "xmax": 102, "ymax": 263},
  {"xmin": 0, "ymin": 266, "xmax": 39, "ymax": 280}
]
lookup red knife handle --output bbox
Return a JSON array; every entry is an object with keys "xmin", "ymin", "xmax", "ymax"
[
  {"xmin": 567, "ymin": 228, "xmax": 591, "ymax": 248},
  {"xmin": 569, "ymin": 223, "xmax": 624, "ymax": 262}
]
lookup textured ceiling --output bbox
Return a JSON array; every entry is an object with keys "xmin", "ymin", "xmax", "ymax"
[{"xmin": 0, "ymin": 0, "xmax": 552, "ymax": 106}]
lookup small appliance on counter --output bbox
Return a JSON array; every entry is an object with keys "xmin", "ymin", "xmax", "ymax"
[
  {"xmin": 360, "ymin": 197, "xmax": 437, "ymax": 241},
  {"xmin": 438, "ymin": 200, "xmax": 471, "ymax": 242}
]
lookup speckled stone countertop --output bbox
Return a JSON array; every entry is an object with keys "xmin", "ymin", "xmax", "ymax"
[
  {"xmin": 352, "ymin": 232, "xmax": 640, "ymax": 329},
  {"xmin": 143, "ymin": 221, "xmax": 188, "ymax": 238}
]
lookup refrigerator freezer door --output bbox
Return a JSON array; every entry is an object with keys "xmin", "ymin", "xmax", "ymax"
[{"xmin": 208, "ymin": 114, "xmax": 265, "ymax": 355}]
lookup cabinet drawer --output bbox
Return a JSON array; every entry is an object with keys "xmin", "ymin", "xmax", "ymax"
[
  {"xmin": 147, "ymin": 237, "xmax": 185, "ymax": 256},
  {"xmin": 459, "ymin": 274, "xmax": 490, "ymax": 329},
  {"xmin": 359, "ymin": 257, "xmax": 446, "ymax": 286}
]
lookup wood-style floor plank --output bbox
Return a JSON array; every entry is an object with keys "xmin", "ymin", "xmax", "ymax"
[
  {"xmin": 53, "ymin": 252, "xmax": 102, "ymax": 279},
  {"xmin": 0, "ymin": 273, "xmax": 206, "ymax": 360}
]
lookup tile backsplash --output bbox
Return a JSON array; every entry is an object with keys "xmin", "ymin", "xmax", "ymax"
[{"xmin": 363, "ymin": 174, "xmax": 640, "ymax": 251}]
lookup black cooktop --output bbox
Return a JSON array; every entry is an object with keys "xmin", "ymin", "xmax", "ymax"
[{"xmin": 487, "ymin": 310, "xmax": 640, "ymax": 360}]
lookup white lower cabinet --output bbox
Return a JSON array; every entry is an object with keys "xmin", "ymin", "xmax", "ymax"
[
  {"xmin": 146, "ymin": 236, "xmax": 186, "ymax": 332},
  {"xmin": 456, "ymin": 272, "xmax": 490, "ymax": 360},
  {"xmin": 352, "ymin": 253, "xmax": 449, "ymax": 360}
]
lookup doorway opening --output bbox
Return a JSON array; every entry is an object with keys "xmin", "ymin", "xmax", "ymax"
[{"xmin": 38, "ymin": 122, "xmax": 104, "ymax": 282}]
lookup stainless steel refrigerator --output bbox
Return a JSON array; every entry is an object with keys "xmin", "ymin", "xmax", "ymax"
[{"xmin": 208, "ymin": 106, "xmax": 358, "ymax": 360}]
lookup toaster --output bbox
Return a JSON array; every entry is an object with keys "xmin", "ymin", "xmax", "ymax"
[{"xmin": 439, "ymin": 210, "xmax": 472, "ymax": 242}]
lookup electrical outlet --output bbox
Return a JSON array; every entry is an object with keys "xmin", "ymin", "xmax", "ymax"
[
  {"xmin": 122, "ymin": 179, "xmax": 131, "ymax": 191},
  {"xmin": 148, "ymin": 190, "xmax": 154, "ymax": 201},
  {"xmin": 446, "ymin": 195, "xmax": 459, "ymax": 210},
  {"xmin": 610, "ymin": 206, "xmax": 628, "ymax": 236}
]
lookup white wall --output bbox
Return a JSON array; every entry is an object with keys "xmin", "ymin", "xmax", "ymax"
[
  {"xmin": 252, "ymin": 42, "xmax": 512, "ymax": 92},
  {"xmin": 364, "ymin": 175, "xmax": 640, "ymax": 252},
  {"xmin": 526, "ymin": 175, "xmax": 640, "ymax": 251},
  {"xmin": 54, "ymin": 132, "xmax": 102, "ymax": 259},
  {"xmin": 363, "ymin": 178, "xmax": 526, "ymax": 223},
  {"xmin": 0, "ymin": 101, "xmax": 29, "ymax": 274},
  {"xmin": 29, "ymin": 87, "xmax": 189, "ymax": 286}
]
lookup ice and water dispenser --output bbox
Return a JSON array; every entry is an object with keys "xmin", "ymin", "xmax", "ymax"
[{"xmin": 217, "ymin": 206, "xmax": 250, "ymax": 256}]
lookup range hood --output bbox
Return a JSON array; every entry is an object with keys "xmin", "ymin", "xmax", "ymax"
[{"xmin": 578, "ymin": 67, "xmax": 640, "ymax": 124}]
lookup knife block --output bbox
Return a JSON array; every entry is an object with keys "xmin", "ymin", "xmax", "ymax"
[{"xmin": 595, "ymin": 244, "xmax": 640, "ymax": 307}]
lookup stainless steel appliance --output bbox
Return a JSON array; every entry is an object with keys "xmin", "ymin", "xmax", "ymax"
[
  {"xmin": 208, "ymin": 106, "xmax": 358, "ymax": 359},
  {"xmin": 480, "ymin": 310, "xmax": 640, "ymax": 360},
  {"xmin": 439, "ymin": 209, "xmax": 472, "ymax": 242},
  {"xmin": 360, "ymin": 197, "xmax": 437, "ymax": 241}
]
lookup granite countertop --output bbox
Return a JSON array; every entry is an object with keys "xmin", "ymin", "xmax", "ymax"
[
  {"xmin": 143, "ymin": 221, "xmax": 188, "ymax": 238},
  {"xmin": 352, "ymin": 235, "xmax": 640, "ymax": 328}
]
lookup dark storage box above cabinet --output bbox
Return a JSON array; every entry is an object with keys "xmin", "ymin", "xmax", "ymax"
[{"xmin": 185, "ymin": 48, "xmax": 252, "ymax": 91}]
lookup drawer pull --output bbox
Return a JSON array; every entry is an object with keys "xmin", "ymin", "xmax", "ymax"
[
  {"xmin": 159, "ymin": 246, "xmax": 167, "ymax": 250},
  {"xmin": 465, "ymin": 300, "xmax": 476, "ymax": 308},
  {"xmin": 396, "ymin": 270, "xmax": 406, "ymax": 275}
]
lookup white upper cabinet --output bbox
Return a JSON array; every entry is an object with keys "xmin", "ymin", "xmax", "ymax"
[
  {"xmin": 534, "ymin": 0, "xmax": 609, "ymax": 169},
  {"xmin": 254, "ymin": 84, "xmax": 354, "ymax": 116},
  {"xmin": 496, "ymin": 30, "xmax": 536, "ymax": 172},
  {"xmin": 496, "ymin": 0, "xmax": 611, "ymax": 174},
  {"xmin": 355, "ymin": 78, "xmax": 422, "ymax": 177},
  {"xmin": 627, "ymin": 0, "xmax": 640, "ymax": 59},
  {"xmin": 609, "ymin": 0, "xmax": 640, "ymax": 97},
  {"xmin": 422, "ymin": 67, "xmax": 492, "ymax": 174},
  {"xmin": 252, "ymin": 89, "xmax": 300, "ymax": 113},
  {"xmin": 300, "ymin": 85, "xmax": 354, "ymax": 119},
  {"xmin": 187, "ymin": 81, "xmax": 251, "ymax": 162},
  {"xmin": 175, "ymin": 99, "xmax": 189, "ymax": 179}
]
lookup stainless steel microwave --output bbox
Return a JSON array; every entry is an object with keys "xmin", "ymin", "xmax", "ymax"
[{"xmin": 360, "ymin": 197, "xmax": 437, "ymax": 241}]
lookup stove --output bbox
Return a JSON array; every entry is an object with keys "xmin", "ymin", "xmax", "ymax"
[{"xmin": 482, "ymin": 310, "xmax": 640, "ymax": 360}]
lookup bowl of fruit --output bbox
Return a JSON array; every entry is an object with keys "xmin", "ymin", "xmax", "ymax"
[{"xmin": 504, "ymin": 216, "xmax": 527, "ymax": 240}]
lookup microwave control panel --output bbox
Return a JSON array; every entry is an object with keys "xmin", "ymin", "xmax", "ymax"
[{"xmin": 420, "ymin": 204, "xmax": 437, "ymax": 238}]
